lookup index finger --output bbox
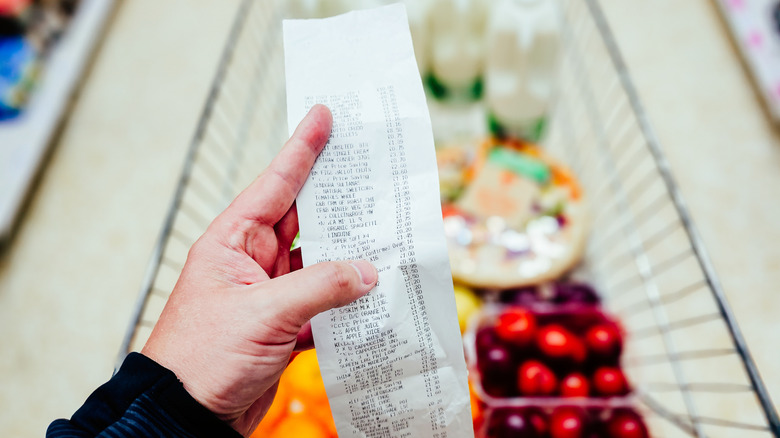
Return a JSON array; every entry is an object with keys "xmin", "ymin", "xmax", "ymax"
[{"xmin": 224, "ymin": 104, "xmax": 332, "ymax": 225}]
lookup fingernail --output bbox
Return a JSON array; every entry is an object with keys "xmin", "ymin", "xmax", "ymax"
[{"xmin": 350, "ymin": 260, "xmax": 378, "ymax": 286}]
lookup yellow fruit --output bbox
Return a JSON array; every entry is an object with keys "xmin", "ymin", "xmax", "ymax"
[{"xmin": 453, "ymin": 284, "xmax": 481, "ymax": 333}]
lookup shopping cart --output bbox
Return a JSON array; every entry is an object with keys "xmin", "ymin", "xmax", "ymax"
[{"xmin": 117, "ymin": 1, "xmax": 779, "ymax": 436}]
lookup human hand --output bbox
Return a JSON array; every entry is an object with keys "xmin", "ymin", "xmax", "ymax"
[{"xmin": 141, "ymin": 104, "xmax": 378, "ymax": 436}]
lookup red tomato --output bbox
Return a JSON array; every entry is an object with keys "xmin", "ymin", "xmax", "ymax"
[
  {"xmin": 517, "ymin": 360, "xmax": 557, "ymax": 396},
  {"xmin": 592, "ymin": 367, "xmax": 629, "ymax": 396},
  {"xmin": 495, "ymin": 308, "xmax": 537, "ymax": 347},
  {"xmin": 560, "ymin": 373, "xmax": 589, "ymax": 397},
  {"xmin": 537, "ymin": 325, "xmax": 584, "ymax": 363},
  {"xmin": 549, "ymin": 406, "xmax": 586, "ymax": 438},
  {"xmin": 585, "ymin": 324, "xmax": 622, "ymax": 358},
  {"xmin": 606, "ymin": 409, "xmax": 649, "ymax": 438}
]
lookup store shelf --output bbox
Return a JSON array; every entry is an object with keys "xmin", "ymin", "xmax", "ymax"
[{"xmin": 0, "ymin": 0, "xmax": 114, "ymax": 243}]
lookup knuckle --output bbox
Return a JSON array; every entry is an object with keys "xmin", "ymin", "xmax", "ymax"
[
  {"xmin": 329, "ymin": 263, "xmax": 356, "ymax": 293},
  {"xmin": 186, "ymin": 237, "xmax": 204, "ymax": 260}
]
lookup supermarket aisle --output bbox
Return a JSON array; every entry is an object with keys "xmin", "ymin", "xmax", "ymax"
[
  {"xmin": 0, "ymin": 0, "xmax": 778, "ymax": 437},
  {"xmin": 0, "ymin": 0, "xmax": 240, "ymax": 436}
]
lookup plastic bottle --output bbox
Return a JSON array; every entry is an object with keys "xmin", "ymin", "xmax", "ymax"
[
  {"xmin": 484, "ymin": 0, "xmax": 561, "ymax": 141},
  {"xmin": 428, "ymin": 0, "xmax": 489, "ymax": 101}
]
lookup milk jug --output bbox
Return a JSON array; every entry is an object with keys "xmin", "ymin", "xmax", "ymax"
[
  {"xmin": 485, "ymin": 0, "xmax": 561, "ymax": 140},
  {"xmin": 428, "ymin": 0, "xmax": 489, "ymax": 101}
]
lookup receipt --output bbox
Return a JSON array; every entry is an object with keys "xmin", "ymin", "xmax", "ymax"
[{"xmin": 284, "ymin": 5, "xmax": 473, "ymax": 438}]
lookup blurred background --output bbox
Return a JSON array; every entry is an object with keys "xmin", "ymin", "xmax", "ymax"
[{"xmin": 1, "ymin": 0, "xmax": 779, "ymax": 437}]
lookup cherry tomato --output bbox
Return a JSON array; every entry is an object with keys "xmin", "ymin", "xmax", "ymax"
[
  {"xmin": 495, "ymin": 308, "xmax": 537, "ymax": 347},
  {"xmin": 560, "ymin": 373, "xmax": 589, "ymax": 397},
  {"xmin": 592, "ymin": 367, "xmax": 629, "ymax": 396},
  {"xmin": 606, "ymin": 409, "xmax": 649, "ymax": 438},
  {"xmin": 585, "ymin": 324, "xmax": 622, "ymax": 358},
  {"xmin": 517, "ymin": 360, "xmax": 557, "ymax": 396},
  {"xmin": 549, "ymin": 406, "xmax": 587, "ymax": 438},
  {"xmin": 537, "ymin": 325, "xmax": 585, "ymax": 363}
]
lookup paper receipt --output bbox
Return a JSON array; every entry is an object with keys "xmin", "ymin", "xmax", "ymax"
[{"xmin": 284, "ymin": 5, "xmax": 473, "ymax": 438}]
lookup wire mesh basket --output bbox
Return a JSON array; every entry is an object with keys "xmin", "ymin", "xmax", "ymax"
[{"xmin": 118, "ymin": 1, "xmax": 779, "ymax": 436}]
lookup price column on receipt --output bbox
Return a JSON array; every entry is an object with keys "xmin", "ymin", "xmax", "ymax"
[{"xmin": 284, "ymin": 5, "xmax": 473, "ymax": 438}]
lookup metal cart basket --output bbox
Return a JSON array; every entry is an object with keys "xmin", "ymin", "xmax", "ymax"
[{"xmin": 118, "ymin": 1, "xmax": 779, "ymax": 436}]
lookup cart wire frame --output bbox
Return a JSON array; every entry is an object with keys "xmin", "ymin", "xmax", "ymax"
[
  {"xmin": 117, "ymin": 1, "xmax": 779, "ymax": 436},
  {"xmin": 583, "ymin": 0, "xmax": 779, "ymax": 434}
]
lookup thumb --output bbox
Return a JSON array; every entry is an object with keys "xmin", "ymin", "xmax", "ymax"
[{"xmin": 255, "ymin": 260, "xmax": 378, "ymax": 332}]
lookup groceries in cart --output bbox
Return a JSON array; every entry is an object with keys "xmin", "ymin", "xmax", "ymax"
[
  {"xmin": 483, "ymin": 405, "xmax": 649, "ymax": 438},
  {"xmin": 440, "ymin": 138, "xmax": 587, "ymax": 289},
  {"xmin": 461, "ymin": 295, "xmax": 653, "ymax": 437},
  {"xmin": 466, "ymin": 288, "xmax": 648, "ymax": 436},
  {"xmin": 282, "ymin": 0, "xmax": 561, "ymax": 142},
  {"xmin": 472, "ymin": 303, "xmax": 627, "ymax": 399},
  {"xmin": 260, "ymin": 2, "xmax": 656, "ymax": 438}
]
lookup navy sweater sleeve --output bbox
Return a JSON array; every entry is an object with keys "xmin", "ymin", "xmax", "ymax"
[{"xmin": 47, "ymin": 353, "xmax": 242, "ymax": 438}]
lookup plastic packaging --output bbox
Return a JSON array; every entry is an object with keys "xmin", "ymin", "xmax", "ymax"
[
  {"xmin": 0, "ymin": 36, "xmax": 39, "ymax": 120},
  {"xmin": 478, "ymin": 404, "xmax": 649, "ymax": 438},
  {"xmin": 484, "ymin": 0, "xmax": 561, "ymax": 141},
  {"xmin": 467, "ymin": 303, "xmax": 628, "ymax": 400},
  {"xmin": 428, "ymin": 0, "xmax": 488, "ymax": 101},
  {"xmin": 465, "ymin": 301, "xmax": 649, "ymax": 437}
]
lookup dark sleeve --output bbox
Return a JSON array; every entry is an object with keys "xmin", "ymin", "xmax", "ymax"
[{"xmin": 47, "ymin": 352, "xmax": 243, "ymax": 438}]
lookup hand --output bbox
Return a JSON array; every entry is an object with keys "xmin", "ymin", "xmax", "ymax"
[{"xmin": 141, "ymin": 104, "xmax": 378, "ymax": 436}]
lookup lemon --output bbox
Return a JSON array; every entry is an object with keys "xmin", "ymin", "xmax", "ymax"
[{"xmin": 453, "ymin": 284, "xmax": 481, "ymax": 334}]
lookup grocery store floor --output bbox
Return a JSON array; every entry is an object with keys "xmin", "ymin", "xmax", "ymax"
[{"xmin": 1, "ymin": 0, "xmax": 778, "ymax": 436}]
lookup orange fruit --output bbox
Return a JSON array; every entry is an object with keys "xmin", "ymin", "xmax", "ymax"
[
  {"xmin": 269, "ymin": 413, "xmax": 331, "ymax": 438},
  {"xmin": 284, "ymin": 385, "xmax": 336, "ymax": 436},
  {"xmin": 253, "ymin": 350, "xmax": 337, "ymax": 437},
  {"xmin": 250, "ymin": 417, "xmax": 277, "ymax": 437},
  {"xmin": 283, "ymin": 350, "xmax": 329, "ymax": 405},
  {"xmin": 470, "ymin": 397, "xmax": 484, "ymax": 432},
  {"xmin": 284, "ymin": 400, "xmax": 337, "ymax": 437},
  {"xmin": 250, "ymin": 382, "xmax": 291, "ymax": 437},
  {"xmin": 310, "ymin": 400, "xmax": 338, "ymax": 437},
  {"xmin": 469, "ymin": 381, "xmax": 483, "ymax": 424}
]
